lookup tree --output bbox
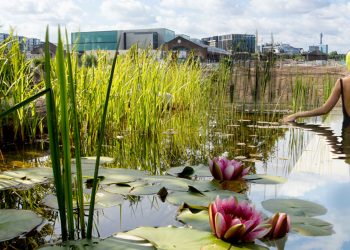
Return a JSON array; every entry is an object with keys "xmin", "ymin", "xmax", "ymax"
[{"xmin": 328, "ymin": 51, "xmax": 338, "ymax": 59}]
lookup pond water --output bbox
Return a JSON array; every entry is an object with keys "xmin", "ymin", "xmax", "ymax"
[
  {"xmin": 249, "ymin": 108, "xmax": 350, "ymax": 250},
  {"xmin": 1, "ymin": 108, "xmax": 350, "ymax": 249}
]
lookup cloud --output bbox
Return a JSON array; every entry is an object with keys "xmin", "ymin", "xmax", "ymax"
[
  {"xmin": 99, "ymin": 0, "xmax": 157, "ymax": 27},
  {"xmin": 0, "ymin": 0, "xmax": 84, "ymax": 41},
  {"xmin": 0, "ymin": 0, "xmax": 349, "ymax": 52}
]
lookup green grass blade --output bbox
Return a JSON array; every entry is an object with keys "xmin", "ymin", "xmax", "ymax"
[
  {"xmin": 56, "ymin": 26, "xmax": 75, "ymax": 239},
  {"xmin": 65, "ymin": 28, "xmax": 85, "ymax": 238},
  {"xmin": 44, "ymin": 26, "xmax": 68, "ymax": 241},
  {"xmin": 0, "ymin": 89, "xmax": 49, "ymax": 119}
]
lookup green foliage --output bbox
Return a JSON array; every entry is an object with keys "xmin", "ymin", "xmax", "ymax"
[
  {"xmin": 83, "ymin": 53, "xmax": 98, "ymax": 67},
  {"xmin": 328, "ymin": 51, "xmax": 345, "ymax": 61},
  {"xmin": 0, "ymin": 34, "xmax": 44, "ymax": 142}
]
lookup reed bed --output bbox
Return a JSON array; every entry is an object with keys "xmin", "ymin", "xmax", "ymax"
[
  {"xmin": 0, "ymin": 34, "xmax": 345, "ymax": 171},
  {"xmin": 0, "ymin": 35, "xmax": 45, "ymax": 142}
]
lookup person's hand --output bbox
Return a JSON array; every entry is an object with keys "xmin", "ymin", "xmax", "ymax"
[{"xmin": 282, "ymin": 114, "xmax": 297, "ymax": 123}]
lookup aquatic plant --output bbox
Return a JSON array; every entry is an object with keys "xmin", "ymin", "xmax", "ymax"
[
  {"xmin": 0, "ymin": 34, "xmax": 44, "ymax": 142},
  {"xmin": 208, "ymin": 196, "xmax": 269, "ymax": 242},
  {"xmin": 265, "ymin": 212, "xmax": 290, "ymax": 239},
  {"xmin": 209, "ymin": 156, "xmax": 249, "ymax": 180}
]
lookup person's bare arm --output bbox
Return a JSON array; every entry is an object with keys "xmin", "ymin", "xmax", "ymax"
[{"xmin": 283, "ymin": 79, "xmax": 341, "ymax": 123}]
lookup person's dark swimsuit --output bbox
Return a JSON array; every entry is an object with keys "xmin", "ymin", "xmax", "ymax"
[
  {"xmin": 340, "ymin": 78, "xmax": 350, "ymax": 127},
  {"xmin": 339, "ymin": 78, "xmax": 350, "ymax": 157}
]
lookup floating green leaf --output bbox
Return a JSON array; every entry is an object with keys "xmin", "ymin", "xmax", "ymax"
[
  {"xmin": 92, "ymin": 168, "xmax": 147, "ymax": 185},
  {"xmin": 167, "ymin": 191, "xmax": 211, "ymax": 208},
  {"xmin": 167, "ymin": 164, "xmax": 212, "ymax": 178},
  {"xmin": 145, "ymin": 175, "xmax": 190, "ymax": 192},
  {"xmin": 72, "ymin": 156, "xmax": 115, "ymax": 165},
  {"xmin": 167, "ymin": 189, "xmax": 246, "ymax": 208},
  {"xmin": 126, "ymin": 226, "xmax": 230, "ymax": 249},
  {"xmin": 43, "ymin": 191, "xmax": 124, "ymax": 210},
  {"xmin": 0, "ymin": 168, "xmax": 52, "ymax": 190},
  {"xmin": 129, "ymin": 184, "xmax": 163, "ymax": 196},
  {"xmin": 244, "ymin": 175, "xmax": 287, "ymax": 184},
  {"xmin": 40, "ymin": 235, "xmax": 154, "ymax": 249},
  {"xmin": 291, "ymin": 216, "xmax": 334, "ymax": 236},
  {"xmin": 261, "ymin": 198, "xmax": 327, "ymax": 217},
  {"xmin": 126, "ymin": 226, "xmax": 267, "ymax": 250},
  {"xmin": 103, "ymin": 182, "xmax": 147, "ymax": 195},
  {"xmin": 177, "ymin": 208, "xmax": 211, "ymax": 232},
  {"xmin": 0, "ymin": 209, "xmax": 43, "ymax": 242}
]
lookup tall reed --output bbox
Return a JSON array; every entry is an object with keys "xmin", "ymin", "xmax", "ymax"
[{"xmin": 0, "ymin": 35, "xmax": 44, "ymax": 142}]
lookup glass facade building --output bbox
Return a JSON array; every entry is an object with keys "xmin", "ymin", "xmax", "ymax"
[
  {"xmin": 71, "ymin": 31, "xmax": 119, "ymax": 52},
  {"xmin": 71, "ymin": 28, "xmax": 175, "ymax": 52},
  {"xmin": 309, "ymin": 44, "xmax": 328, "ymax": 54},
  {"xmin": 202, "ymin": 34, "xmax": 256, "ymax": 53}
]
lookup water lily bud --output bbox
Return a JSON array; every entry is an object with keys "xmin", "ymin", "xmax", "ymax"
[{"xmin": 266, "ymin": 212, "xmax": 291, "ymax": 239}]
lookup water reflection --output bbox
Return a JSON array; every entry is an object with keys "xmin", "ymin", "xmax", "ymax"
[
  {"xmin": 291, "ymin": 121, "xmax": 350, "ymax": 163},
  {"xmin": 249, "ymin": 108, "xmax": 350, "ymax": 250},
  {"xmin": 88, "ymin": 195, "xmax": 181, "ymax": 238}
]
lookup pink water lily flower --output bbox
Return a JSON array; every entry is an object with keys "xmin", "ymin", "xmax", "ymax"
[
  {"xmin": 209, "ymin": 156, "xmax": 249, "ymax": 180},
  {"xmin": 265, "ymin": 213, "xmax": 290, "ymax": 239},
  {"xmin": 209, "ymin": 196, "xmax": 270, "ymax": 243}
]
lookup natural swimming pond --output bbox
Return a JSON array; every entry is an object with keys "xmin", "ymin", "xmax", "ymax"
[{"xmin": 1, "ymin": 107, "xmax": 349, "ymax": 250}]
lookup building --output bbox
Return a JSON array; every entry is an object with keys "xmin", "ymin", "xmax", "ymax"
[
  {"xmin": 0, "ymin": 33, "xmax": 9, "ymax": 43},
  {"xmin": 26, "ymin": 38, "xmax": 41, "ymax": 52},
  {"xmin": 309, "ymin": 44, "xmax": 328, "ymax": 54},
  {"xmin": 28, "ymin": 42, "xmax": 57, "ymax": 58},
  {"xmin": 121, "ymin": 28, "xmax": 175, "ymax": 50},
  {"xmin": 308, "ymin": 33, "xmax": 328, "ymax": 54},
  {"xmin": 163, "ymin": 36, "xmax": 230, "ymax": 62},
  {"xmin": 202, "ymin": 34, "xmax": 256, "ymax": 53},
  {"xmin": 176, "ymin": 34, "xmax": 190, "ymax": 40},
  {"xmin": 71, "ymin": 28, "xmax": 176, "ymax": 52},
  {"xmin": 304, "ymin": 50, "xmax": 327, "ymax": 61},
  {"xmin": 261, "ymin": 43, "xmax": 302, "ymax": 55},
  {"xmin": 71, "ymin": 30, "xmax": 119, "ymax": 52},
  {"xmin": 0, "ymin": 32, "xmax": 42, "ymax": 53}
]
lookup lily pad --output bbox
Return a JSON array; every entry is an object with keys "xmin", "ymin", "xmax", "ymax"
[
  {"xmin": 72, "ymin": 156, "xmax": 115, "ymax": 165},
  {"xmin": 261, "ymin": 198, "xmax": 327, "ymax": 217},
  {"xmin": 43, "ymin": 191, "xmax": 124, "ymax": 210},
  {"xmin": 0, "ymin": 209, "xmax": 43, "ymax": 242},
  {"xmin": 97, "ymin": 168, "xmax": 148, "ymax": 185},
  {"xmin": 129, "ymin": 184, "xmax": 164, "ymax": 196},
  {"xmin": 291, "ymin": 216, "xmax": 334, "ymax": 236},
  {"xmin": 144, "ymin": 175, "xmax": 190, "ymax": 192},
  {"xmin": 166, "ymin": 164, "xmax": 211, "ymax": 178},
  {"xmin": 15, "ymin": 167, "xmax": 53, "ymax": 178},
  {"xmin": 40, "ymin": 235, "xmax": 154, "ymax": 249},
  {"xmin": 244, "ymin": 175, "xmax": 287, "ymax": 185},
  {"xmin": 177, "ymin": 208, "xmax": 211, "ymax": 232},
  {"xmin": 167, "ymin": 191, "xmax": 210, "ymax": 208},
  {"xmin": 126, "ymin": 226, "xmax": 267, "ymax": 250},
  {"xmin": 167, "ymin": 189, "xmax": 247, "ymax": 208},
  {"xmin": 126, "ymin": 226, "xmax": 230, "ymax": 249},
  {"xmin": 0, "ymin": 168, "xmax": 52, "ymax": 190},
  {"xmin": 103, "ymin": 182, "xmax": 147, "ymax": 195}
]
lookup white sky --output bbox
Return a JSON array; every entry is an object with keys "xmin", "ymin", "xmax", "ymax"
[{"xmin": 0, "ymin": 0, "xmax": 349, "ymax": 53}]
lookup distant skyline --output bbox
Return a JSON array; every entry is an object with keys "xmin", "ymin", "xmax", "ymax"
[{"xmin": 1, "ymin": 0, "xmax": 349, "ymax": 53}]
